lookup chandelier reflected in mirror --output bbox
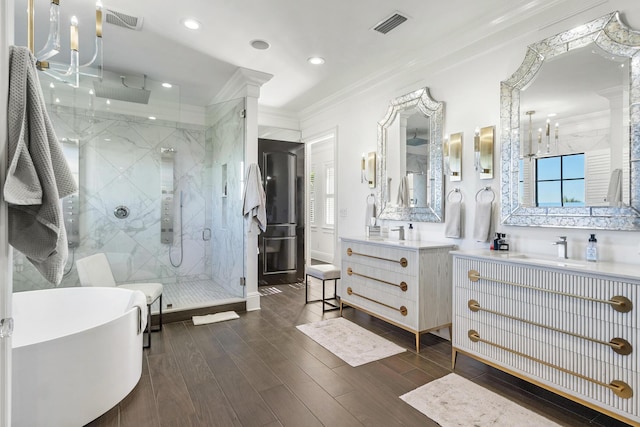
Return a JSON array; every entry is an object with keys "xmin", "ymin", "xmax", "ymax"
[
  {"xmin": 522, "ymin": 110, "xmax": 559, "ymax": 159},
  {"xmin": 27, "ymin": 0, "xmax": 104, "ymax": 88}
]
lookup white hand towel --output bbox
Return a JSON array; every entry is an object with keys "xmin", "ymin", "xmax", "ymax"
[
  {"xmin": 242, "ymin": 163, "xmax": 267, "ymax": 233},
  {"xmin": 473, "ymin": 200, "xmax": 492, "ymax": 242},
  {"xmin": 365, "ymin": 198, "xmax": 376, "ymax": 226},
  {"xmin": 397, "ymin": 176, "xmax": 410, "ymax": 207},
  {"xmin": 445, "ymin": 200, "xmax": 462, "ymax": 239},
  {"xmin": 5, "ymin": 46, "xmax": 78, "ymax": 285},
  {"xmin": 606, "ymin": 168, "xmax": 622, "ymax": 206}
]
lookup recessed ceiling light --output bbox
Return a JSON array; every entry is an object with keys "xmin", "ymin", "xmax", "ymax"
[
  {"xmin": 149, "ymin": 116, "xmax": 157, "ymax": 120},
  {"xmin": 250, "ymin": 39, "xmax": 270, "ymax": 50},
  {"xmin": 162, "ymin": 82, "xmax": 172, "ymax": 88},
  {"xmin": 182, "ymin": 18, "xmax": 201, "ymax": 30},
  {"xmin": 89, "ymin": 89, "xmax": 94, "ymax": 95},
  {"xmin": 307, "ymin": 56, "xmax": 325, "ymax": 65},
  {"xmin": 55, "ymin": 98, "xmax": 60, "ymax": 103},
  {"xmin": 49, "ymin": 82, "xmax": 55, "ymax": 88}
]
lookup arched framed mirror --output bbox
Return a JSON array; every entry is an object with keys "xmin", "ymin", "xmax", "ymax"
[
  {"xmin": 377, "ymin": 88, "xmax": 445, "ymax": 222},
  {"xmin": 501, "ymin": 11, "xmax": 640, "ymax": 230}
]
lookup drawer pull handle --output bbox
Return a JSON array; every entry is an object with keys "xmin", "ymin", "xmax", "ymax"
[
  {"xmin": 347, "ymin": 248, "xmax": 408, "ymax": 268},
  {"xmin": 467, "ymin": 330, "xmax": 633, "ymax": 399},
  {"xmin": 467, "ymin": 270, "xmax": 633, "ymax": 313},
  {"xmin": 468, "ymin": 300, "xmax": 632, "ymax": 356},
  {"xmin": 347, "ymin": 268, "xmax": 408, "ymax": 291},
  {"xmin": 346, "ymin": 287, "xmax": 407, "ymax": 316}
]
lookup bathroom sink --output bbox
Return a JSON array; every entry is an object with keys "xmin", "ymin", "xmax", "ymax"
[{"xmin": 497, "ymin": 253, "xmax": 587, "ymax": 268}]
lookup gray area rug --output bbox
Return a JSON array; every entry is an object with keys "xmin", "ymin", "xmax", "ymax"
[
  {"xmin": 296, "ymin": 317, "xmax": 405, "ymax": 367},
  {"xmin": 400, "ymin": 373, "xmax": 561, "ymax": 426}
]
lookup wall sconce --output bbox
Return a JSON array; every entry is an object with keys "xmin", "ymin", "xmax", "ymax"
[
  {"xmin": 361, "ymin": 152, "xmax": 376, "ymax": 188},
  {"xmin": 443, "ymin": 137, "xmax": 450, "ymax": 176},
  {"xmin": 449, "ymin": 132, "xmax": 462, "ymax": 182},
  {"xmin": 366, "ymin": 152, "xmax": 376, "ymax": 188},
  {"xmin": 473, "ymin": 128, "xmax": 480, "ymax": 171},
  {"xmin": 478, "ymin": 126, "xmax": 494, "ymax": 179}
]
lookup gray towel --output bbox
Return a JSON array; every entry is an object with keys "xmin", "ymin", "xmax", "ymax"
[
  {"xmin": 5, "ymin": 46, "xmax": 77, "ymax": 285},
  {"xmin": 473, "ymin": 200, "xmax": 492, "ymax": 242},
  {"xmin": 445, "ymin": 200, "xmax": 462, "ymax": 239},
  {"xmin": 397, "ymin": 176, "xmax": 409, "ymax": 207},
  {"xmin": 242, "ymin": 163, "xmax": 267, "ymax": 233}
]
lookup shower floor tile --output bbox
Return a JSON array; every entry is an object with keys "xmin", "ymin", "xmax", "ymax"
[{"xmin": 154, "ymin": 279, "xmax": 243, "ymax": 314}]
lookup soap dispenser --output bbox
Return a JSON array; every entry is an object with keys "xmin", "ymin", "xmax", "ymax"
[
  {"xmin": 407, "ymin": 223, "xmax": 414, "ymax": 241},
  {"xmin": 586, "ymin": 233, "xmax": 598, "ymax": 262}
]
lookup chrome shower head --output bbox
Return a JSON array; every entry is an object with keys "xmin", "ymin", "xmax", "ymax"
[{"xmin": 92, "ymin": 75, "xmax": 151, "ymax": 104}]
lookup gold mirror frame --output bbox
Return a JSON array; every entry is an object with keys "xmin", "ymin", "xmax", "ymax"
[{"xmin": 500, "ymin": 11, "xmax": 640, "ymax": 230}]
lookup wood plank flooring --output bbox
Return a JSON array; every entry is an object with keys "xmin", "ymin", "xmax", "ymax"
[{"xmin": 87, "ymin": 283, "xmax": 632, "ymax": 427}]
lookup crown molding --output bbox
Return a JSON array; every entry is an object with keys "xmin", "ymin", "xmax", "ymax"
[{"xmin": 212, "ymin": 67, "xmax": 273, "ymax": 104}]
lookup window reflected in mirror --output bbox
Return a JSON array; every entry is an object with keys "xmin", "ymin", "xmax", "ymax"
[{"xmin": 519, "ymin": 43, "xmax": 629, "ymax": 208}]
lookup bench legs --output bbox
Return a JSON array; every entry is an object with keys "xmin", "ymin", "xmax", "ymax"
[{"xmin": 305, "ymin": 274, "xmax": 339, "ymax": 312}]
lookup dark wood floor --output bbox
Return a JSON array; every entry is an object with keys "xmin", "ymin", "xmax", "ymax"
[{"xmin": 87, "ymin": 282, "xmax": 632, "ymax": 427}]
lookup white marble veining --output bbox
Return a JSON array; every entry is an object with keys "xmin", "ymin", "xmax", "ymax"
[{"xmin": 13, "ymin": 102, "xmax": 244, "ymax": 302}]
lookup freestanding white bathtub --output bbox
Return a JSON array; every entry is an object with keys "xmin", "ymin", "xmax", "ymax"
[{"xmin": 12, "ymin": 286, "xmax": 147, "ymax": 427}]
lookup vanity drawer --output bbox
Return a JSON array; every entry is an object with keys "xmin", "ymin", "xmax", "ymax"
[
  {"xmin": 341, "ymin": 258, "xmax": 417, "ymax": 302},
  {"xmin": 454, "ymin": 258, "xmax": 638, "ymax": 329},
  {"xmin": 342, "ymin": 285, "xmax": 417, "ymax": 330},
  {"xmin": 454, "ymin": 315, "xmax": 639, "ymax": 416},
  {"xmin": 342, "ymin": 241, "xmax": 416, "ymax": 275}
]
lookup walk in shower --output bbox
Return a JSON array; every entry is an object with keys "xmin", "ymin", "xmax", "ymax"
[{"xmin": 11, "ymin": 71, "xmax": 247, "ymax": 315}]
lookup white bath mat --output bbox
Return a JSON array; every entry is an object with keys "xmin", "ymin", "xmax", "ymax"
[
  {"xmin": 192, "ymin": 311, "xmax": 239, "ymax": 325},
  {"xmin": 296, "ymin": 317, "xmax": 405, "ymax": 367},
  {"xmin": 400, "ymin": 373, "xmax": 561, "ymax": 426}
]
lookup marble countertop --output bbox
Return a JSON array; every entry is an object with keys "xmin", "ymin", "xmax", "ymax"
[
  {"xmin": 341, "ymin": 236, "xmax": 455, "ymax": 250},
  {"xmin": 451, "ymin": 249, "xmax": 640, "ymax": 281}
]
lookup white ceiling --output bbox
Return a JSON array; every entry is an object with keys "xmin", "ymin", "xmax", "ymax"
[{"xmin": 14, "ymin": 0, "xmax": 576, "ymax": 111}]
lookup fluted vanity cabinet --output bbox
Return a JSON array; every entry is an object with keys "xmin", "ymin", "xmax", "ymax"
[
  {"xmin": 340, "ymin": 237, "xmax": 454, "ymax": 352},
  {"xmin": 452, "ymin": 251, "xmax": 639, "ymax": 425}
]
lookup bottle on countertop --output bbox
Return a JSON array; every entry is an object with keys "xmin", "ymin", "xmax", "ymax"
[
  {"xmin": 407, "ymin": 223, "xmax": 414, "ymax": 240},
  {"xmin": 586, "ymin": 233, "xmax": 598, "ymax": 262}
]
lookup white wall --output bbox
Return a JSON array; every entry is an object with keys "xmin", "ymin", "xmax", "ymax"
[{"xmin": 300, "ymin": 0, "xmax": 640, "ymax": 264}]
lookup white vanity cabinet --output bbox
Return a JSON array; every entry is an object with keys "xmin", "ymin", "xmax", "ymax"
[
  {"xmin": 452, "ymin": 251, "xmax": 639, "ymax": 425},
  {"xmin": 340, "ymin": 237, "xmax": 454, "ymax": 352}
]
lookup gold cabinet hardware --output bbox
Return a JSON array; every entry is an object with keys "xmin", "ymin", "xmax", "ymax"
[
  {"xmin": 347, "ymin": 247, "xmax": 408, "ymax": 267},
  {"xmin": 346, "ymin": 287, "xmax": 407, "ymax": 316},
  {"xmin": 468, "ymin": 300, "xmax": 632, "ymax": 356},
  {"xmin": 347, "ymin": 267, "xmax": 408, "ymax": 291},
  {"xmin": 467, "ymin": 330, "xmax": 633, "ymax": 399},
  {"xmin": 467, "ymin": 270, "xmax": 633, "ymax": 313}
]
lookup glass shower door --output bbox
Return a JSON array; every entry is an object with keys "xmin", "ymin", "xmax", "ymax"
[{"xmin": 205, "ymin": 97, "xmax": 246, "ymax": 298}]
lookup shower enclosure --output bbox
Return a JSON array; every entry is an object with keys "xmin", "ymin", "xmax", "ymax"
[{"xmin": 11, "ymin": 71, "xmax": 247, "ymax": 314}]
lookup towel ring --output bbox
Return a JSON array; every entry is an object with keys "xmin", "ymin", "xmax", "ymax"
[
  {"xmin": 447, "ymin": 188, "xmax": 463, "ymax": 202},
  {"xmin": 475, "ymin": 186, "xmax": 495, "ymax": 203}
]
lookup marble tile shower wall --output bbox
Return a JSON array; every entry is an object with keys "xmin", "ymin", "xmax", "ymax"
[{"xmin": 13, "ymin": 106, "xmax": 211, "ymax": 292}]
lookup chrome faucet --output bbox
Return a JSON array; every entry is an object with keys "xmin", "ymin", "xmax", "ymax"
[
  {"xmin": 553, "ymin": 236, "xmax": 568, "ymax": 259},
  {"xmin": 391, "ymin": 226, "xmax": 405, "ymax": 241}
]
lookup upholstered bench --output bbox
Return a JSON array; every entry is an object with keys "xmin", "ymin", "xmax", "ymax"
[{"xmin": 305, "ymin": 264, "xmax": 340, "ymax": 312}]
